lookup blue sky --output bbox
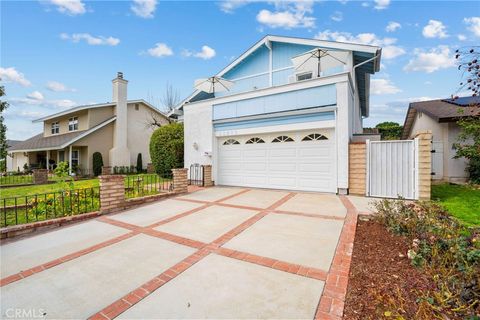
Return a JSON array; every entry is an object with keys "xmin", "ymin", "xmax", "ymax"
[{"xmin": 1, "ymin": 0, "xmax": 479, "ymax": 140}]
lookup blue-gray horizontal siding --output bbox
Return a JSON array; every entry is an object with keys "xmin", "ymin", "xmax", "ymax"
[
  {"xmin": 213, "ymin": 84, "xmax": 336, "ymax": 121},
  {"xmin": 213, "ymin": 111, "xmax": 335, "ymax": 131}
]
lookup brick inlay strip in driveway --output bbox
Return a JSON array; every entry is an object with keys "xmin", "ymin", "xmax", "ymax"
[
  {"xmin": 89, "ymin": 192, "xmax": 301, "ymax": 320},
  {"xmin": 314, "ymin": 195, "xmax": 358, "ymax": 320}
]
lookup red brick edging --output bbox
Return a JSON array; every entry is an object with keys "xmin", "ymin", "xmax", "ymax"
[{"xmin": 314, "ymin": 195, "xmax": 358, "ymax": 320}]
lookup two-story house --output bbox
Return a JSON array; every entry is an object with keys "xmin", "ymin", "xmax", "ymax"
[
  {"xmin": 174, "ymin": 35, "xmax": 381, "ymax": 194},
  {"xmin": 8, "ymin": 73, "xmax": 170, "ymax": 174}
]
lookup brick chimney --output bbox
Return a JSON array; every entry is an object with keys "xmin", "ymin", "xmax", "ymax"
[{"xmin": 109, "ymin": 72, "xmax": 131, "ymax": 167}]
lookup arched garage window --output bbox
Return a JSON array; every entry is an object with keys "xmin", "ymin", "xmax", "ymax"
[
  {"xmin": 272, "ymin": 136, "xmax": 294, "ymax": 143},
  {"xmin": 223, "ymin": 139, "xmax": 240, "ymax": 145},
  {"xmin": 246, "ymin": 137, "xmax": 265, "ymax": 144},
  {"xmin": 302, "ymin": 133, "xmax": 328, "ymax": 141}
]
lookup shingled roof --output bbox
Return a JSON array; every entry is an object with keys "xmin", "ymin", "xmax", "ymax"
[
  {"xmin": 9, "ymin": 116, "xmax": 116, "ymax": 152},
  {"xmin": 402, "ymin": 97, "xmax": 480, "ymax": 139}
]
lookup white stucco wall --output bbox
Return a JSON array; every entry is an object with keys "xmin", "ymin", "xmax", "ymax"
[
  {"xmin": 183, "ymin": 102, "xmax": 213, "ymax": 174},
  {"xmin": 409, "ymin": 112, "xmax": 468, "ymax": 182},
  {"xmin": 10, "ymin": 152, "xmax": 28, "ymax": 172},
  {"xmin": 126, "ymin": 103, "xmax": 169, "ymax": 168},
  {"xmin": 336, "ymin": 81, "xmax": 351, "ymax": 190}
]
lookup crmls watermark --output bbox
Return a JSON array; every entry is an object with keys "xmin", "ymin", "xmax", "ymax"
[{"xmin": 4, "ymin": 308, "xmax": 47, "ymax": 319}]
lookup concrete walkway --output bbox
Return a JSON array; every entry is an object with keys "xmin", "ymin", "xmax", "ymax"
[{"xmin": 1, "ymin": 187, "xmax": 359, "ymax": 320}]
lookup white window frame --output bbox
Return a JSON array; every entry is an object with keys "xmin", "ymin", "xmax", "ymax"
[
  {"xmin": 51, "ymin": 122, "xmax": 60, "ymax": 134},
  {"xmin": 296, "ymin": 71, "xmax": 313, "ymax": 82},
  {"xmin": 68, "ymin": 117, "xmax": 79, "ymax": 131},
  {"xmin": 71, "ymin": 150, "xmax": 80, "ymax": 167}
]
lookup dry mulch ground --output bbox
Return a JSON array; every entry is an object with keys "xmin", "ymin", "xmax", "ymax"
[{"xmin": 343, "ymin": 218, "xmax": 436, "ymax": 319}]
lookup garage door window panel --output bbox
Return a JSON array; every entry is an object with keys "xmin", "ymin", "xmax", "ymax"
[
  {"xmin": 223, "ymin": 139, "xmax": 240, "ymax": 145},
  {"xmin": 272, "ymin": 136, "xmax": 294, "ymax": 143},
  {"xmin": 246, "ymin": 137, "xmax": 265, "ymax": 144},
  {"xmin": 302, "ymin": 133, "xmax": 328, "ymax": 141}
]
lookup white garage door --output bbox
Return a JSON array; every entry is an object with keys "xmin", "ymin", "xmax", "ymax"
[{"xmin": 217, "ymin": 129, "xmax": 336, "ymax": 193}]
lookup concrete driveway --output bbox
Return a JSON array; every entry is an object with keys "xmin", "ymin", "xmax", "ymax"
[{"xmin": 0, "ymin": 187, "xmax": 358, "ymax": 320}]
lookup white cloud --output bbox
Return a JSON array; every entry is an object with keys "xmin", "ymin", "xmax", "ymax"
[
  {"xmin": 46, "ymin": 81, "xmax": 75, "ymax": 92},
  {"xmin": 146, "ymin": 43, "xmax": 173, "ymax": 57},
  {"xmin": 457, "ymin": 34, "xmax": 467, "ymax": 41},
  {"xmin": 330, "ymin": 11, "xmax": 343, "ymax": 22},
  {"xmin": 371, "ymin": 79, "xmax": 401, "ymax": 95},
  {"xmin": 404, "ymin": 45, "xmax": 455, "ymax": 73},
  {"xmin": 183, "ymin": 45, "xmax": 216, "ymax": 60},
  {"xmin": 26, "ymin": 91, "xmax": 44, "ymax": 101},
  {"xmin": 131, "ymin": 0, "xmax": 157, "ymax": 19},
  {"xmin": 386, "ymin": 21, "xmax": 401, "ymax": 32},
  {"xmin": 9, "ymin": 96, "xmax": 76, "ymax": 109},
  {"xmin": 46, "ymin": 0, "xmax": 86, "ymax": 15},
  {"xmin": 422, "ymin": 20, "xmax": 448, "ymax": 38},
  {"xmin": 219, "ymin": 0, "xmax": 251, "ymax": 13},
  {"xmin": 374, "ymin": 0, "xmax": 390, "ymax": 10},
  {"xmin": 315, "ymin": 30, "xmax": 405, "ymax": 59},
  {"xmin": 0, "ymin": 67, "xmax": 31, "ymax": 87},
  {"xmin": 256, "ymin": 1, "xmax": 315, "ymax": 29},
  {"xmin": 60, "ymin": 33, "xmax": 120, "ymax": 46},
  {"xmin": 464, "ymin": 17, "xmax": 480, "ymax": 37}
]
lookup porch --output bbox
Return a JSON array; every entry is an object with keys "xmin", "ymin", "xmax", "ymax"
[{"xmin": 23, "ymin": 146, "xmax": 89, "ymax": 175}]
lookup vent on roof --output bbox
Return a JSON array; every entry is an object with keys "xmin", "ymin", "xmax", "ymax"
[{"xmin": 117, "ymin": 72, "xmax": 123, "ymax": 79}]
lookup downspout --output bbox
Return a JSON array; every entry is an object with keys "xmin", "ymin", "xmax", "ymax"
[{"xmin": 351, "ymin": 52, "xmax": 381, "ymax": 133}]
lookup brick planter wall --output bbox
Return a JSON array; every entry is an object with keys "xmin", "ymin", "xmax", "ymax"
[
  {"xmin": 348, "ymin": 143, "xmax": 366, "ymax": 195},
  {"xmin": 99, "ymin": 175, "xmax": 126, "ymax": 213},
  {"xmin": 203, "ymin": 165, "xmax": 213, "ymax": 187},
  {"xmin": 146, "ymin": 163, "xmax": 155, "ymax": 174},
  {"xmin": 172, "ymin": 168, "xmax": 188, "ymax": 194},
  {"xmin": 32, "ymin": 169, "xmax": 48, "ymax": 185},
  {"xmin": 415, "ymin": 130, "xmax": 432, "ymax": 200},
  {"xmin": 101, "ymin": 166, "xmax": 112, "ymax": 175}
]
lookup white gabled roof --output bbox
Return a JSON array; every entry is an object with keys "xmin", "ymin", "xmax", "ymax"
[{"xmin": 33, "ymin": 99, "xmax": 168, "ymax": 123}]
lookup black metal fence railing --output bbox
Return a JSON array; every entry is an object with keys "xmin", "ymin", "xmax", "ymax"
[
  {"xmin": 1, "ymin": 187, "xmax": 100, "ymax": 228},
  {"xmin": 124, "ymin": 173, "xmax": 173, "ymax": 199},
  {"xmin": 189, "ymin": 164, "xmax": 204, "ymax": 186},
  {"xmin": 0, "ymin": 174, "xmax": 33, "ymax": 186}
]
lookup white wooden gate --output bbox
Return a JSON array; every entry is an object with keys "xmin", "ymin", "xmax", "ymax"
[
  {"xmin": 431, "ymin": 141, "xmax": 444, "ymax": 180},
  {"xmin": 366, "ymin": 140, "xmax": 418, "ymax": 200}
]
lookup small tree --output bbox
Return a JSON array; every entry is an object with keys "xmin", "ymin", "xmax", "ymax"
[
  {"xmin": 0, "ymin": 85, "xmax": 9, "ymax": 171},
  {"xmin": 92, "ymin": 152, "xmax": 103, "ymax": 176},
  {"xmin": 452, "ymin": 47, "xmax": 480, "ymax": 183},
  {"xmin": 375, "ymin": 121, "xmax": 403, "ymax": 140},
  {"xmin": 54, "ymin": 161, "xmax": 74, "ymax": 192},
  {"xmin": 149, "ymin": 122, "xmax": 184, "ymax": 177},
  {"xmin": 136, "ymin": 153, "xmax": 143, "ymax": 173}
]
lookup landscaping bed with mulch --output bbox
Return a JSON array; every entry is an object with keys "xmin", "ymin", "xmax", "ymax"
[{"xmin": 344, "ymin": 218, "xmax": 436, "ymax": 319}]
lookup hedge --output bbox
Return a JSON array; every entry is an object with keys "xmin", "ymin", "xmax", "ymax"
[{"xmin": 149, "ymin": 122, "xmax": 184, "ymax": 177}]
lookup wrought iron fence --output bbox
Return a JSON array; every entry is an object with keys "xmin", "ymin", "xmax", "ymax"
[
  {"xmin": 124, "ymin": 174, "xmax": 172, "ymax": 199},
  {"xmin": 1, "ymin": 187, "xmax": 100, "ymax": 228},
  {"xmin": 0, "ymin": 174, "xmax": 33, "ymax": 186},
  {"xmin": 189, "ymin": 164, "xmax": 204, "ymax": 186}
]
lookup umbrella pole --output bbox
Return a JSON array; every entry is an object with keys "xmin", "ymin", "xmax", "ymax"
[{"xmin": 317, "ymin": 55, "xmax": 321, "ymax": 77}]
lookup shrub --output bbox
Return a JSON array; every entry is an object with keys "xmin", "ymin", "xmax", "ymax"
[
  {"xmin": 136, "ymin": 153, "xmax": 143, "ymax": 173},
  {"xmin": 373, "ymin": 199, "xmax": 480, "ymax": 318},
  {"xmin": 92, "ymin": 152, "xmax": 103, "ymax": 176},
  {"xmin": 149, "ymin": 122, "xmax": 183, "ymax": 177}
]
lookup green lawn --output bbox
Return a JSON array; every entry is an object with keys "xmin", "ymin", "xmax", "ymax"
[{"xmin": 431, "ymin": 183, "xmax": 480, "ymax": 226}]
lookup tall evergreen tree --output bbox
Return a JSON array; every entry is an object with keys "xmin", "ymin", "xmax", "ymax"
[{"xmin": 0, "ymin": 85, "xmax": 9, "ymax": 171}]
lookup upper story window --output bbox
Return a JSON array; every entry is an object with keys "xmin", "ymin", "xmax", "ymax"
[
  {"xmin": 68, "ymin": 117, "xmax": 78, "ymax": 131},
  {"xmin": 296, "ymin": 72, "xmax": 313, "ymax": 82},
  {"xmin": 51, "ymin": 122, "xmax": 59, "ymax": 134},
  {"xmin": 135, "ymin": 103, "xmax": 139, "ymax": 111}
]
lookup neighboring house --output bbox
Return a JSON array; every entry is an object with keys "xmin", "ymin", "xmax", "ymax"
[
  {"xmin": 174, "ymin": 35, "xmax": 382, "ymax": 193},
  {"xmin": 5, "ymin": 140, "xmax": 22, "ymax": 172},
  {"xmin": 8, "ymin": 73, "xmax": 170, "ymax": 174},
  {"xmin": 402, "ymin": 96, "xmax": 480, "ymax": 183}
]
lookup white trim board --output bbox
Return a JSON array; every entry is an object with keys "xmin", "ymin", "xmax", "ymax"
[{"xmin": 214, "ymin": 120, "xmax": 335, "ymax": 137}]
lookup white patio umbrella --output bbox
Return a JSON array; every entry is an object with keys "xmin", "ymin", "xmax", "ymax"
[
  {"xmin": 194, "ymin": 76, "xmax": 234, "ymax": 96},
  {"xmin": 291, "ymin": 48, "xmax": 348, "ymax": 77}
]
